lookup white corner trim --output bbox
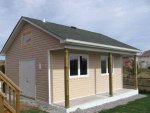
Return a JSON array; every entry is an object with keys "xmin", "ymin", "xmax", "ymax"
[
  {"xmin": 65, "ymin": 39, "xmax": 140, "ymax": 53},
  {"xmin": 48, "ymin": 50, "xmax": 51, "ymax": 104}
]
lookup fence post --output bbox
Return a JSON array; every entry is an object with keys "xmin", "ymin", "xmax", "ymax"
[
  {"xmin": 134, "ymin": 55, "xmax": 138, "ymax": 89},
  {"xmin": 108, "ymin": 53, "xmax": 113, "ymax": 96},
  {"xmin": 16, "ymin": 90, "xmax": 20, "ymax": 113},
  {"xmin": 64, "ymin": 48, "xmax": 70, "ymax": 108}
]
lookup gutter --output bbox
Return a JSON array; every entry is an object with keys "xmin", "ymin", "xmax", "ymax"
[{"xmin": 65, "ymin": 39, "xmax": 141, "ymax": 53}]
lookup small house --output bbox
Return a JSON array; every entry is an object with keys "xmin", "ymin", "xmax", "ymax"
[
  {"xmin": 0, "ymin": 17, "xmax": 140, "ymax": 112},
  {"xmin": 138, "ymin": 50, "xmax": 150, "ymax": 69}
]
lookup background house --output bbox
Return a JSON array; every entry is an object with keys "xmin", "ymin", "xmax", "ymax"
[{"xmin": 138, "ymin": 50, "xmax": 150, "ymax": 69}]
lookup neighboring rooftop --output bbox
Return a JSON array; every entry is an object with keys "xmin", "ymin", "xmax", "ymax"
[
  {"xmin": 141, "ymin": 50, "xmax": 150, "ymax": 57},
  {"xmin": 24, "ymin": 17, "xmax": 138, "ymax": 51}
]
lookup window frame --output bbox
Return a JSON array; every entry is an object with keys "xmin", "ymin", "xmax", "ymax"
[
  {"xmin": 100, "ymin": 56, "xmax": 114, "ymax": 76},
  {"xmin": 21, "ymin": 31, "xmax": 32, "ymax": 48},
  {"xmin": 69, "ymin": 54, "xmax": 89, "ymax": 78}
]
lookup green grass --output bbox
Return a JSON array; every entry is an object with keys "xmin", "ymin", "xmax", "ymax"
[
  {"xmin": 99, "ymin": 94, "xmax": 150, "ymax": 113},
  {"xmin": 138, "ymin": 68, "xmax": 150, "ymax": 74},
  {"xmin": 21, "ymin": 109, "xmax": 48, "ymax": 113}
]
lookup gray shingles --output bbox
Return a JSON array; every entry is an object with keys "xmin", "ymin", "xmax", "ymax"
[
  {"xmin": 24, "ymin": 17, "xmax": 138, "ymax": 50},
  {"xmin": 142, "ymin": 50, "xmax": 150, "ymax": 57}
]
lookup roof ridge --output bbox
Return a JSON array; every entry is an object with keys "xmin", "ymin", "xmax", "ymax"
[
  {"xmin": 23, "ymin": 17, "xmax": 116, "ymax": 38},
  {"xmin": 23, "ymin": 16, "xmax": 73, "ymax": 29}
]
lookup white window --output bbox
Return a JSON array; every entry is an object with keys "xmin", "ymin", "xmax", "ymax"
[
  {"xmin": 101, "ymin": 56, "xmax": 114, "ymax": 75},
  {"xmin": 69, "ymin": 54, "xmax": 88, "ymax": 77}
]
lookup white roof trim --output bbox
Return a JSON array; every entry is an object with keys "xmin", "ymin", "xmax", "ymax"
[
  {"xmin": 65, "ymin": 39, "xmax": 140, "ymax": 53},
  {"xmin": 65, "ymin": 45, "xmax": 136, "ymax": 55}
]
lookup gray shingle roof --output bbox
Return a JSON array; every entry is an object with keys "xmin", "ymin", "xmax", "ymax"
[
  {"xmin": 25, "ymin": 17, "xmax": 139, "ymax": 50},
  {"xmin": 141, "ymin": 50, "xmax": 150, "ymax": 57}
]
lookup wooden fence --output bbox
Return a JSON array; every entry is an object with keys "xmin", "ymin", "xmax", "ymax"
[
  {"xmin": 123, "ymin": 77, "xmax": 150, "ymax": 92},
  {"xmin": 0, "ymin": 65, "xmax": 5, "ymax": 74},
  {"xmin": 0, "ymin": 71, "xmax": 20, "ymax": 113}
]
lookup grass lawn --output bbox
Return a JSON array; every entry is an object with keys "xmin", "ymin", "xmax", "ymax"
[
  {"xmin": 99, "ymin": 94, "xmax": 150, "ymax": 113},
  {"xmin": 21, "ymin": 109, "xmax": 48, "ymax": 113}
]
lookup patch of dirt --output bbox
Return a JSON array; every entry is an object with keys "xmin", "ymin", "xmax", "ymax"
[{"xmin": 20, "ymin": 101, "xmax": 40, "ymax": 110}]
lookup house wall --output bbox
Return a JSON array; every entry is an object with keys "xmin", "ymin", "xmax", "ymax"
[
  {"xmin": 96, "ymin": 56, "xmax": 123, "ymax": 94},
  {"xmin": 5, "ymin": 23, "xmax": 64, "ymax": 102},
  {"xmin": 51, "ymin": 50, "xmax": 123, "ymax": 103},
  {"xmin": 5, "ymin": 22, "xmax": 123, "ymax": 104},
  {"xmin": 138, "ymin": 56, "xmax": 150, "ymax": 69}
]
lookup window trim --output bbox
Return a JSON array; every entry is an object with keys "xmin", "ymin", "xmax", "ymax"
[
  {"xmin": 69, "ymin": 54, "xmax": 89, "ymax": 78},
  {"xmin": 100, "ymin": 56, "xmax": 114, "ymax": 76},
  {"xmin": 21, "ymin": 31, "xmax": 32, "ymax": 48}
]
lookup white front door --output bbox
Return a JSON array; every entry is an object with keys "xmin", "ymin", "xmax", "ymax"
[{"xmin": 19, "ymin": 60, "xmax": 35, "ymax": 98}]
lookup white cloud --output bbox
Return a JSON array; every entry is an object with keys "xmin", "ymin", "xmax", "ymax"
[
  {"xmin": 113, "ymin": 7, "xmax": 126, "ymax": 17},
  {"xmin": 0, "ymin": 0, "xmax": 150, "ymax": 60},
  {"xmin": 13, "ymin": 0, "xmax": 47, "ymax": 16}
]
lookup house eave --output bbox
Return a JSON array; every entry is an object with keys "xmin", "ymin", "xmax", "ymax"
[
  {"xmin": 65, "ymin": 45, "xmax": 136, "ymax": 55},
  {"xmin": 65, "ymin": 39, "xmax": 141, "ymax": 54}
]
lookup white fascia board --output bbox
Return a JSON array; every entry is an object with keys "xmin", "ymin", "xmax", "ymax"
[
  {"xmin": 65, "ymin": 39, "xmax": 141, "ymax": 53},
  {"xmin": 65, "ymin": 45, "xmax": 136, "ymax": 55}
]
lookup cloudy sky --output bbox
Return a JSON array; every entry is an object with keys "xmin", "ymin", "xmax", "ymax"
[{"xmin": 0, "ymin": 0, "xmax": 150, "ymax": 59}]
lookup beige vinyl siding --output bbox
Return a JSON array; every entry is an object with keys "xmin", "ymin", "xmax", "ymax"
[
  {"xmin": 113, "ymin": 56, "xmax": 123, "ymax": 90},
  {"xmin": 96, "ymin": 55, "xmax": 123, "ymax": 94},
  {"xmin": 5, "ymin": 23, "xmax": 64, "ymax": 102},
  {"xmin": 51, "ymin": 51, "xmax": 65, "ymax": 102},
  {"xmin": 51, "ymin": 50, "xmax": 96, "ymax": 103},
  {"xmin": 96, "ymin": 54, "xmax": 109, "ymax": 94},
  {"xmin": 69, "ymin": 53, "xmax": 95, "ymax": 99},
  {"xmin": 51, "ymin": 50, "xmax": 123, "ymax": 103},
  {"xmin": 5, "ymin": 22, "xmax": 123, "ymax": 103}
]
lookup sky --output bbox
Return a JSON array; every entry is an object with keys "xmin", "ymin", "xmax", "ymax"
[{"xmin": 0, "ymin": 0, "xmax": 150, "ymax": 59}]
